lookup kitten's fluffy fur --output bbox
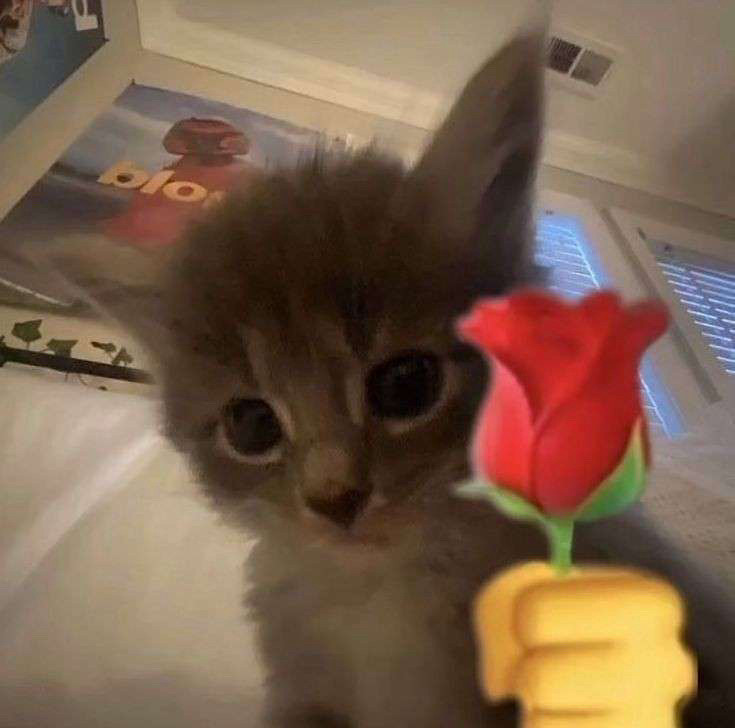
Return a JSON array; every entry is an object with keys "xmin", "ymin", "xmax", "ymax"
[{"xmin": 120, "ymin": 34, "xmax": 733, "ymax": 727}]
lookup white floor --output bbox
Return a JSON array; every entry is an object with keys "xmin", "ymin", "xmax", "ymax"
[{"xmin": 0, "ymin": 368, "xmax": 265, "ymax": 728}]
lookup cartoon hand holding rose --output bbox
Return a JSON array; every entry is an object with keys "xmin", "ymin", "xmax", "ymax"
[{"xmin": 457, "ymin": 291, "xmax": 696, "ymax": 728}]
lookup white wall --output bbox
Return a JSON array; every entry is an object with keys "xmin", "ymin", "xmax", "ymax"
[{"xmin": 136, "ymin": 0, "xmax": 735, "ymax": 219}]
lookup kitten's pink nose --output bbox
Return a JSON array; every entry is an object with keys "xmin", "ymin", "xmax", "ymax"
[
  {"xmin": 301, "ymin": 443, "xmax": 370, "ymax": 528},
  {"xmin": 304, "ymin": 488, "xmax": 369, "ymax": 528}
]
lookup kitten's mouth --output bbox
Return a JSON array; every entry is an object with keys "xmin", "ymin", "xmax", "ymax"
[{"xmin": 299, "ymin": 495, "xmax": 418, "ymax": 549}]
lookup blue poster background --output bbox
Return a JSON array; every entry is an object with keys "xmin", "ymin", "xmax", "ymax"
[{"xmin": 0, "ymin": 0, "xmax": 105, "ymax": 138}]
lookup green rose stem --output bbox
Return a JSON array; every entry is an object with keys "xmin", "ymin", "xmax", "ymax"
[{"xmin": 544, "ymin": 517, "xmax": 575, "ymax": 575}]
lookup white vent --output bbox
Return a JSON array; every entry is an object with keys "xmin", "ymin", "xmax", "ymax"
[
  {"xmin": 570, "ymin": 49, "xmax": 613, "ymax": 86},
  {"xmin": 546, "ymin": 29, "xmax": 619, "ymax": 97}
]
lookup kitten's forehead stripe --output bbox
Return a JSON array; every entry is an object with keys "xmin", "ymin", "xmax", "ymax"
[
  {"xmin": 315, "ymin": 318, "xmax": 353, "ymax": 357},
  {"xmin": 344, "ymin": 366, "xmax": 365, "ymax": 427},
  {"xmin": 341, "ymin": 282, "xmax": 377, "ymax": 355},
  {"xmin": 242, "ymin": 326, "xmax": 274, "ymax": 392}
]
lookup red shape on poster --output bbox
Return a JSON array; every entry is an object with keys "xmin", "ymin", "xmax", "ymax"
[{"xmin": 102, "ymin": 118, "xmax": 259, "ymax": 250}]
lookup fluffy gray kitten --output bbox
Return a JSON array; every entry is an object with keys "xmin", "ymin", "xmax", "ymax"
[{"xmin": 117, "ymin": 35, "xmax": 733, "ymax": 727}]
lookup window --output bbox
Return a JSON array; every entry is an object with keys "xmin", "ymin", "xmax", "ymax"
[
  {"xmin": 608, "ymin": 208, "xmax": 735, "ymax": 421},
  {"xmin": 534, "ymin": 211, "xmax": 685, "ymax": 437},
  {"xmin": 648, "ymin": 240, "xmax": 735, "ymax": 376}
]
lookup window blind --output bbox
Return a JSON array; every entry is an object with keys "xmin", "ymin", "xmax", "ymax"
[{"xmin": 647, "ymin": 238, "xmax": 735, "ymax": 377}]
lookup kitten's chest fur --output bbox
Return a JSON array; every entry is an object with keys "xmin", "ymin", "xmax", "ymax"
[{"xmin": 245, "ymin": 499, "xmax": 540, "ymax": 726}]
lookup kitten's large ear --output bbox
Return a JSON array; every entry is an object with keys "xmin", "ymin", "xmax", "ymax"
[{"xmin": 403, "ymin": 29, "xmax": 546, "ymax": 289}]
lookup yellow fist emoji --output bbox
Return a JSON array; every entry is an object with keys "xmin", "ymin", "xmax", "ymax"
[{"xmin": 474, "ymin": 562, "xmax": 697, "ymax": 728}]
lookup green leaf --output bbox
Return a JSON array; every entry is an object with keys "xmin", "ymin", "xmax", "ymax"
[
  {"xmin": 455, "ymin": 480, "xmax": 496, "ymax": 503},
  {"xmin": 574, "ymin": 420, "xmax": 647, "ymax": 522},
  {"xmin": 46, "ymin": 339, "xmax": 78, "ymax": 358},
  {"xmin": 91, "ymin": 341, "xmax": 117, "ymax": 354},
  {"xmin": 111, "ymin": 347, "xmax": 133, "ymax": 367},
  {"xmin": 487, "ymin": 485, "xmax": 546, "ymax": 523},
  {"xmin": 12, "ymin": 320, "xmax": 42, "ymax": 345},
  {"xmin": 455, "ymin": 480, "xmax": 545, "ymax": 523}
]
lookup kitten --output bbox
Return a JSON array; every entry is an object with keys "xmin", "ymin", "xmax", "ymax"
[{"xmin": 113, "ymin": 34, "xmax": 733, "ymax": 727}]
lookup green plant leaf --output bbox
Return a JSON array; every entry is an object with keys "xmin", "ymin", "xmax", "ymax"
[
  {"xmin": 46, "ymin": 339, "xmax": 78, "ymax": 358},
  {"xmin": 573, "ymin": 420, "xmax": 647, "ymax": 522},
  {"xmin": 91, "ymin": 341, "xmax": 117, "ymax": 354},
  {"xmin": 12, "ymin": 320, "xmax": 42, "ymax": 346},
  {"xmin": 111, "ymin": 347, "xmax": 133, "ymax": 367}
]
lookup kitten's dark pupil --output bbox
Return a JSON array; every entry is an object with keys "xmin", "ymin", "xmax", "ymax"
[
  {"xmin": 225, "ymin": 399, "xmax": 282, "ymax": 455},
  {"xmin": 367, "ymin": 352, "xmax": 443, "ymax": 420}
]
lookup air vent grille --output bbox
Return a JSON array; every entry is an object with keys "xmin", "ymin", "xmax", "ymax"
[
  {"xmin": 546, "ymin": 34, "xmax": 615, "ymax": 88},
  {"xmin": 547, "ymin": 37, "xmax": 582, "ymax": 74},
  {"xmin": 571, "ymin": 49, "xmax": 613, "ymax": 86}
]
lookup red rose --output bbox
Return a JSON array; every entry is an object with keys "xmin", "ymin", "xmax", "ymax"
[{"xmin": 458, "ymin": 290, "xmax": 668, "ymax": 516}]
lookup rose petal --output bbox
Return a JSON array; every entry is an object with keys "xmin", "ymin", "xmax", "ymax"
[
  {"xmin": 619, "ymin": 301, "xmax": 670, "ymax": 360},
  {"xmin": 471, "ymin": 362, "xmax": 534, "ymax": 498},
  {"xmin": 531, "ymin": 381, "xmax": 641, "ymax": 513},
  {"xmin": 530, "ymin": 300, "xmax": 668, "ymax": 513},
  {"xmin": 459, "ymin": 290, "xmax": 621, "ymax": 421},
  {"xmin": 580, "ymin": 290, "xmax": 622, "ymax": 329}
]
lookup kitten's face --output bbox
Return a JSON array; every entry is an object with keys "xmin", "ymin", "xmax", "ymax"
[
  {"xmin": 142, "ymin": 36, "xmax": 543, "ymax": 545},
  {"xmin": 188, "ymin": 319, "xmax": 484, "ymax": 544},
  {"xmin": 158, "ymin": 157, "xmax": 489, "ymax": 544}
]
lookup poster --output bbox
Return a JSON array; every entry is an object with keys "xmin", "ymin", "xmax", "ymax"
[
  {"xmin": 0, "ymin": 0, "xmax": 106, "ymax": 138},
  {"xmin": 0, "ymin": 82, "xmax": 321, "ymax": 313}
]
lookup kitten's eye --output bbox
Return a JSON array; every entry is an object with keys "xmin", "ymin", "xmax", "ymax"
[
  {"xmin": 367, "ymin": 351, "xmax": 444, "ymax": 421},
  {"xmin": 222, "ymin": 398, "xmax": 283, "ymax": 459}
]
